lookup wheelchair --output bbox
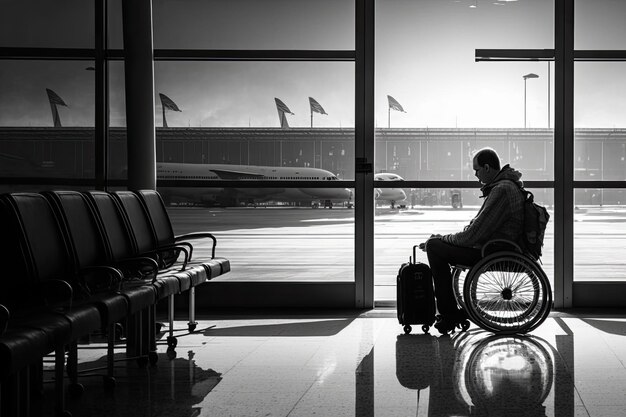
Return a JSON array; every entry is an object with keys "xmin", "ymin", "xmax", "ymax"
[{"xmin": 452, "ymin": 239, "xmax": 552, "ymax": 334}]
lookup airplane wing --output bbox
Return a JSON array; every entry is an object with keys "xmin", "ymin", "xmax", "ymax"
[{"xmin": 209, "ymin": 168, "xmax": 266, "ymax": 180}]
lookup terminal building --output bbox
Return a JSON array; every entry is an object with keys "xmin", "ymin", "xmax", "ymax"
[{"xmin": 2, "ymin": 1, "xmax": 626, "ymax": 416}]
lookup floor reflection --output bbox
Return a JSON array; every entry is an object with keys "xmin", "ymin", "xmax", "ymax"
[
  {"xmin": 59, "ymin": 350, "xmax": 222, "ymax": 417},
  {"xmin": 389, "ymin": 329, "xmax": 573, "ymax": 417},
  {"xmin": 34, "ymin": 314, "xmax": 603, "ymax": 417}
]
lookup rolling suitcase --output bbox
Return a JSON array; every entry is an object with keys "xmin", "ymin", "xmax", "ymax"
[{"xmin": 397, "ymin": 245, "xmax": 436, "ymax": 334}]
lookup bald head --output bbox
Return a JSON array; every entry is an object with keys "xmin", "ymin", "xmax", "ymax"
[
  {"xmin": 473, "ymin": 148, "xmax": 501, "ymax": 171},
  {"xmin": 472, "ymin": 148, "xmax": 501, "ymax": 185}
]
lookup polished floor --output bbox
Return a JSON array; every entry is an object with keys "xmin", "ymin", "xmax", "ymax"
[{"xmin": 38, "ymin": 309, "xmax": 626, "ymax": 417}]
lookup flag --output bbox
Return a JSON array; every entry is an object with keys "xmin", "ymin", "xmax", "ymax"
[
  {"xmin": 274, "ymin": 98, "xmax": 294, "ymax": 115},
  {"xmin": 387, "ymin": 95, "xmax": 405, "ymax": 112},
  {"xmin": 309, "ymin": 97, "xmax": 327, "ymax": 115},
  {"xmin": 159, "ymin": 93, "xmax": 182, "ymax": 112},
  {"xmin": 46, "ymin": 89, "xmax": 67, "ymax": 107}
]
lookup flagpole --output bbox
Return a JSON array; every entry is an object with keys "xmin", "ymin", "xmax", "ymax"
[
  {"xmin": 50, "ymin": 103, "xmax": 61, "ymax": 127},
  {"xmin": 388, "ymin": 107, "xmax": 390, "ymax": 129},
  {"xmin": 311, "ymin": 109, "xmax": 313, "ymax": 128},
  {"xmin": 162, "ymin": 106, "xmax": 167, "ymax": 128}
]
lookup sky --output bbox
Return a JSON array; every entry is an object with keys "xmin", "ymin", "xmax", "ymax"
[{"xmin": 1, "ymin": 0, "xmax": 626, "ymax": 129}]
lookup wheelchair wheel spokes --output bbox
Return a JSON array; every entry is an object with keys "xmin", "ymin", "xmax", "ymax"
[{"xmin": 463, "ymin": 252, "xmax": 552, "ymax": 334}]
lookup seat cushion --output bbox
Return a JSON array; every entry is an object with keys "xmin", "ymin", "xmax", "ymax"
[
  {"xmin": 118, "ymin": 284, "xmax": 156, "ymax": 314},
  {"xmin": 159, "ymin": 262, "xmax": 209, "ymax": 291},
  {"xmin": 55, "ymin": 304, "xmax": 101, "ymax": 340},
  {"xmin": 203, "ymin": 257, "xmax": 231, "ymax": 279},
  {"xmin": 79, "ymin": 293, "xmax": 129, "ymax": 326},
  {"xmin": 4, "ymin": 313, "xmax": 72, "ymax": 350},
  {"xmin": 0, "ymin": 327, "xmax": 51, "ymax": 377},
  {"xmin": 152, "ymin": 275, "xmax": 181, "ymax": 300}
]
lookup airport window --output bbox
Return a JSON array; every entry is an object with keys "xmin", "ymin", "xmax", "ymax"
[
  {"xmin": 105, "ymin": 0, "xmax": 355, "ymax": 51},
  {"xmin": 0, "ymin": 60, "xmax": 96, "ymax": 181},
  {"xmin": 574, "ymin": 60, "xmax": 626, "ymax": 282},
  {"xmin": 166, "ymin": 187, "xmax": 354, "ymax": 283},
  {"xmin": 373, "ymin": 0, "xmax": 555, "ymax": 303},
  {"xmin": 0, "ymin": 0, "xmax": 94, "ymax": 48},
  {"xmin": 374, "ymin": 188, "xmax": 555, "ymax": 302},
  {"xmin": 3, "ymin": 0, "xmax": 625, "ymax": 306},
  {"xmin": 575, "ymin": 0, "xmax": 626, "ymax": 49},
  {"xmin": 374, "ymin": 2, "xmax": 554, "ymax": 181},
  {"xmin": 574, "ymin": 189, "xmax": 626, "ymax": 282},
  {"xmin": 572, "ymin": 0, "xmax": 626, "ymax": 289}
]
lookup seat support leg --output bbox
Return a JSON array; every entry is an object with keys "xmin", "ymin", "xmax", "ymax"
[
  {"xmin": 188, "ymin": 287, "xmax": 197, "ymax": 332},
  {"xmin": 54, "ymin": 345, "xmax": 66, "ymax": 416},
  {"xmin": 168, "ymin": 294, "xmax": 174, "ymax": 339}
]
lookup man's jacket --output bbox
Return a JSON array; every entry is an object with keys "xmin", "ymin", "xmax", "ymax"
[{"xmin": 441, "ymin": 164, "xmax": 525, "ymax": 249}]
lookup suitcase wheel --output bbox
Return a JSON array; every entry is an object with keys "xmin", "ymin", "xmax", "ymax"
[
  {"xmin": 460, "ymin": 320, "xmax": 470, "ymax": 332},
  {"xmin": 422, "ymin": 325, "xmax": 430, "ymax": 334},
  {"xmin": 403, "ymin": 325, "xmax": 412, "ymax": 334}
]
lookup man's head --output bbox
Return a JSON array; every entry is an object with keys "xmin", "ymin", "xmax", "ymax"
[{"xmin": 472, "ymin": 148, "xmax": 501, "ymax": 185}]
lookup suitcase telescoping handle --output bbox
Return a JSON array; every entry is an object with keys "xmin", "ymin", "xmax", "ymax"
[{"xmin": 410, "ymin": 244, "xmax": 420, "ymax": 264}]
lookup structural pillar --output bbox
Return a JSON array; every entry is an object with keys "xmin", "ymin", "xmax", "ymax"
[
  {"xmin": 354, "ymin": 0, "xmax": 375, "ymax": 308},
  {"xmin": 122, "ymin": 0, "xmax": 156, "ymax": 190},
  {"xmin": 554, "ymin": 0, "xmax": 574, "ymax": 307}
]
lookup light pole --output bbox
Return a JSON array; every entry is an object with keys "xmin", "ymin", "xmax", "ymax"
[{"xmin": 523, "ymin": 73, "xmax": 539, "ymax": 128}]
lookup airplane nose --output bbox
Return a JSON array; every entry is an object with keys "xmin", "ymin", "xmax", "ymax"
[{"xmin": 345, "ymin": 188, "xmax": 353, "ymax": 201}]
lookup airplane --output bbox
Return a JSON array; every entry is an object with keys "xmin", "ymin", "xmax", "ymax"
[
  {"xmin": 157, "ymin": 162, "xmax": 407, "ymax": 209},
  {"xmin": 156, "ymin": 162, "xmax": 352, "ymax": 208},
  {"xmin": 374, "ymin": 172, "xmax": 408, "ymax": 209}
]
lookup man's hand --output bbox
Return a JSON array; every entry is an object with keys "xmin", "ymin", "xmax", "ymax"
[{"xmin": 419, "ymin": 234, "xmax": 442, "ymax": 251}]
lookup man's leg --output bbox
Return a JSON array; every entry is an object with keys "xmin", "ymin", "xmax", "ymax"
[{"xmin": 426, "ymin": 238, "xmax": 481, "ymax": 317}]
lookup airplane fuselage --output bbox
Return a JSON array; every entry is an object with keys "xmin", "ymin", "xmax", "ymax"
[{"xmin": 157, "ymin": 162, "xmax": 351, "ymax": 207}]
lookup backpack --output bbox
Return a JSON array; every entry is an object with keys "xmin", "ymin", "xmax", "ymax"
[{"xmin": 519, "ymin": 188, "xmax": 550, "ymax": 261}]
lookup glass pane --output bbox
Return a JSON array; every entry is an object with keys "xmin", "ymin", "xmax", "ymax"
[
  {"xmin": 0, "ymin": 61, "xmax": 95, "ymax": 179},
  {"xmin": 374, "ymin": 130, "xmax": 553, "ymax": 181},
  {"xmin": 374, "ymin": 188, "xmax": 554, "ymax": 303},
  {"xmin": 575, "ymin": 0, "xmax": 626, "ymax": 49},
  {"xmin": 154, "ymin": 61, "xmax": 354, "ymax": 129},
  {"xmin": 166, "ymin": 189, "xmax": 354, "ymax": 282},
  {"xmin": 110, "ymin": 61, "xmax": 356, "ymax": 180},
  {"xmin": 574, "ymin": 63, "xmax": 626, "ymax": 181},
  {"xmin": 376, "ymin": 0, "xmax": 554, "ymax": 180},
  {"xmin": 108, "ymin": 61, "xmax": 126, "ymax": 179},
  {"xmin": 0, "ymin": 0, "xmax": 94, "ymax": 48},
  {"xmin": 574, "ymin": 189, "xmax": 626, "ymax": 281},
  {"xmin": 108, "ymin": 0, "xmax": 355, "ymax": 50}
]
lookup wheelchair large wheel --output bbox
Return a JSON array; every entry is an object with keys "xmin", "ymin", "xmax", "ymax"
[{"xmin": 463, "ymin": 252, "xmax": 552, "ymax": 334}]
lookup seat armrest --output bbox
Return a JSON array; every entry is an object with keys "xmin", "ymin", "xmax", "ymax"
[
  {"xmin": 481, "ymin": 239, "xmax": 523, "ymax": 258},
  {"xmin": 38, "ymin": 279, "xmax": 74, "ymax": 306},
  {"xmin": 141, "ymin": 244, "xmax": 190, "ymax": 270},
  {"xmin": 116, "ymin": 256, "xmax": 159, "ymax": 283},
  {"xmin": 173, "ymin": 241, "xmax": 194, "ymax": 261},
  {"xmin": 78, "ymin": 265, "xmax": 125, "ymax": 295},
  {"xmin": 175, "ymin": 232, "xmax": 217, "ymax": 259},
  {"xmin": 158, "ymin": 244, "xmax": 190, "ymax": 269},
  {"xmin": 0, "ymin": 304, "xmax": 9, "ymax": 336}
]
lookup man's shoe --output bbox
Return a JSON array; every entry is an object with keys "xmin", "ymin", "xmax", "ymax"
[{"xmin": 434, "ymin": 310, "xmax": 470, "ymax": 335}]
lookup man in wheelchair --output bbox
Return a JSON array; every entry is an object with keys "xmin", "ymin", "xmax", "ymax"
[{"xmin": 419, "ymin": 147, "xmax": 526, "ymax": 334}]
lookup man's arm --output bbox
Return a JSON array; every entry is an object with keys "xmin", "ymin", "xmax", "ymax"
[{"xmin": 441, "ymin": 186, "xmax": 509, "ymax": 248}]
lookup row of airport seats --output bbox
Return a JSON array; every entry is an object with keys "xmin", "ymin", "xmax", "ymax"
[{"xmin": 0, "ymin": 189, "xmax": 230, "ymax": 417}]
